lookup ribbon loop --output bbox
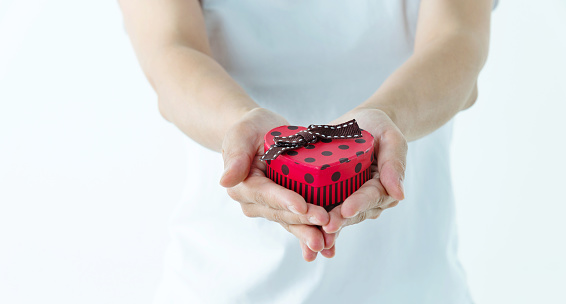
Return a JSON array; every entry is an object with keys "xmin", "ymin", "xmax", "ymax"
[{"xmin": 261, "ymin": 119, "xmax": 362, "ymax": 161}]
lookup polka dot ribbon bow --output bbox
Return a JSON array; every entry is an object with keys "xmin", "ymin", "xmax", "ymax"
[{"xmin": 261, "ymin": 119, "xmax": 363, "ymax": 161}]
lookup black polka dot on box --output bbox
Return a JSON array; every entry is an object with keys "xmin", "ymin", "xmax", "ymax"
[
  {"xmin": 304, "ymin": 173, "xmax": 314, "ymax": 184},
  {"xmin": 331, "ymin": 171, "xmax": 341, "ymax": 182}
]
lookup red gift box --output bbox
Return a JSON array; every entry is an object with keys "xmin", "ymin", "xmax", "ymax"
[{"xmin": 262, "ymin": 121, "xmax": 374, "ymax": 211}]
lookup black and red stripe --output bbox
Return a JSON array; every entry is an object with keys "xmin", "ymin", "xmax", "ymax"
[{"xmin": 266, "ymin": 167, "xmax": 372, "ymax": 210}]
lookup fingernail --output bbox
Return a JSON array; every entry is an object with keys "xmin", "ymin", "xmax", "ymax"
[
  {"xmin": 399, "ymin": 178, "xmax": 405, "ymax": 198},
  {"xmin": 220, "ymin": 164, "xmax": 230, "ymax": 182},
  {"xmin": 288, "ymin": 205, "xmax": 301, "ymax": 215},
  {"xmin": 306, "ymin": 240, "xmax": 313, "ymax": 251},
  {"xmin": 309, "ymin": 216, "xmax": 321, "ymax": 225}
]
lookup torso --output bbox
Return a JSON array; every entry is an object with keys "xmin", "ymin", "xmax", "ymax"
[{"xmin": 153, "ymin": 1, "xmax": 473, "ymax": 303}]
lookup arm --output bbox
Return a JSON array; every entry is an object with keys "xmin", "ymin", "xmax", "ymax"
[
  {"xmin": 359, "ymin": 0, "xmax": 493, "ymax": 141},
  {"xmin": 118, "ymin": 0, "xmax": 332, "ymax": 261},
  {"xmin": 323, "ymin": 0, "xmax": 494, "ymax": 232},
  {"xmin": 118, "ymin": 0, "xmax": 259, "ymax": 152}
]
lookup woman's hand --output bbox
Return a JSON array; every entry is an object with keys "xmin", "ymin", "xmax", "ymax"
[
  {"xmin": 220, "ymin": 108, "xmax": 335, "ymax": 261},
  {"xmin": 322, "ymin": 107, "xmax": 408, "ymax": 233}
]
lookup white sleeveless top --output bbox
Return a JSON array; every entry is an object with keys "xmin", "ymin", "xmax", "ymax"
[{"xmin": 154, "ymin": 1, "xmax": 498, "ymax": 303}]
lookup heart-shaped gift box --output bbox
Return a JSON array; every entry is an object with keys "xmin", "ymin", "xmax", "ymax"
[{"xmin": 262, "ymin": 120, "xmax": 374, "ymax": 211}]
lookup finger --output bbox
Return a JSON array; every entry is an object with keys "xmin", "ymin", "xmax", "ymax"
[
  {"xmin": 300, "ymin": 240, "xmax": 318, "ymax": 262},
  {"xmin": 382, "ymin": 200, "xmax": 399, "ymax": 209},
  {"xmin": 341, "ymin": 207, "xmax": 383, "ymax": 228},
  {"xmin": 376, "ymin": 129, "xmax": 408, "ymax": 201},
  {"xmin": 229, "ymin": 174, "xmax": 329, "ymax": 224},
  {"xmin": 340, "ymin": 175, "xmax": 395, "ymax": 219},
  {"xmin": 321, "ymin": 246, "xmax": 336, "ymax": 258},
  {"xmin": 322, "ymin": 205, "xmax": 345, "ymax": 233},
  {"xmin": 228, "ymin": 174, "xmax": 307, "ymax": 215},
  {"xmin": 320, "ymin": 226, "xmax": 339, "ymax": 249},
  {"xmin": 280, "ymin": 223, "xmax": 321, "ymax": 261},
  {"xmin": 324, "ymin": 205, "xmax": 384, "ymax": 232},
  {"xmin": 320, "ymin": 228, "xmax": 339, "ymax": 258},
  {"xmin": 240, "ymin": 203, "xmax": 329, "ymax": 226},
  {"xmin": 219, "ymin": 122, "xmax": 260, "ymax": 188},
  {"xmin": 285, "ymin": 224, "xmax": 325, "ymax": 252},
  {"xmin": 303, "ymin": 203, "xmax": 330, "ymax": 226}
]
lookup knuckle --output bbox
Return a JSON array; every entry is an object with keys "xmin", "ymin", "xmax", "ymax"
[
  {"xmin": 240, "ymin": 204, "xmax": 257, "ymax": 218},
  {"xmin": 387, "ymin": 200, "xmax": 400, "ymax": 208},
  {"xmin": 399, "ymin": 137, "xmax": 408, "ymax": 152},
  {"xmin": 395, "ymin": 160, "xmax": 407, "ymax": 181},
  {"xmin": 255, "ymin": 190, "xmax": 283, "ymax": 209},
  {"xmin": 369, "ymin": 209, "xmax": 381, "ymax": 219},
  {"xmin": 363, "ymin": 183, "xmax": 385, "ymax": 207},
  {"xmin": 397, "ymin": 158, "xmax": 407, "ymax": 172},
  {"xmin": 365, "ymin": 178, "xmax": 381, "ymax": 190},
  {"xmin": 253, "ymin": 190, "xmax": 269, "ymax": 206},
  {"xmin": 368, "ymin": 189, "xmax": 383, "ymax": 207},
  {"xmin": 271, "ymin": 210, "xmax": 284, "ymax": 223},
  {"xmin": 226, "ymin": 187, "xmax": 243, "ymax": 202},
  {"xmin": 279, "ymin": 222, "xmax": 291, "ymax": 232},
  {"xmin": 356, "ymin": 211, "xmax": 368, "ymax": 223},
  {"xmin": 376, "ymin": 194, "xmax": 386, "ymax": 207},
  {"xmin": 299, "ymin": 215, "xmax": 312, "ymax": 225}
]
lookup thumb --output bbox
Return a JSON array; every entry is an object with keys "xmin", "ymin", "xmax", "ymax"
[
  {"xmin": 219, "ymin": 124, "xmax": 259, "ymax": 188},
  {"xmin": 376, "ymin": 130, "xmax": 408, "ymax": 201}
]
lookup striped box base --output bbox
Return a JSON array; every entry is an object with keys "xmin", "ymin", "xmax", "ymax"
[{"xmin": 266, "ymin": 165, "xmax": 372, "ymax": 211}]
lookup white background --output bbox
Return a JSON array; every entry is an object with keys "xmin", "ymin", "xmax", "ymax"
[{"xmin": 0, "ymin": 1, "xmax": 564, "ymax": 303}]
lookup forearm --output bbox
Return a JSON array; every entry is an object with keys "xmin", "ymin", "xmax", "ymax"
[
  {"xmin": 353, "ymin": 0, "xmax": 493, "ymax": 142},
  {"xmin": 147, "ymin": 45, "xmax": 259, "ymax": 152},
  {"xmin": 359, "ymin": 32, "xmax": 488, "ymax": 142},
  {"xmin": 119, "ymin": 0, "xmax": 258, "ymax": 152}
]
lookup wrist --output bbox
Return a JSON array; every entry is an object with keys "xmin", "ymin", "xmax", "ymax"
[
  {"xmin": 347, "ymin": 105, "xmax": 400, "ymax": 130},
  {"xmin": 334, "ymin": 106, "xmax": 407, "ymax": 147},
  {"xmin": 225, "ymin": 106, "xmax": 288, "ymax": 145},
  {"xmin": 357, "ymin": 105, "xmax": 398, "ymax": 127}
]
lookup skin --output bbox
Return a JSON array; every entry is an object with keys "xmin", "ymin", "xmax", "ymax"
[{"xmin": 119, "ymin": 0, "xmax": 493, "ymax": 262}]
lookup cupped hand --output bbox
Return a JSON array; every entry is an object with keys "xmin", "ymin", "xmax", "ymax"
[
  {"xmin": 219, "ymin": 108, "xmax": 337, "ymax": 261},
  {"xmin": 322, "ymin": 107, "xmax": 408, "ymax": 234}
]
